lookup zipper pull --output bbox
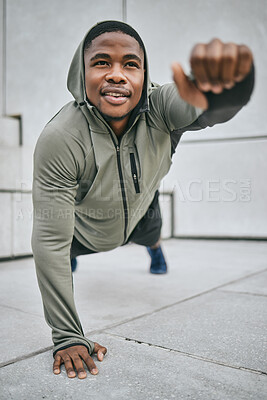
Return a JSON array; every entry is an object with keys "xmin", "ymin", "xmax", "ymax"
[
  {"xmin": 130, "ymin": 153, "xmax": 140, "ymax": 194},
  {"xmin": 116, "ymin": 145, "xmax": 120, "ymax": 153}
]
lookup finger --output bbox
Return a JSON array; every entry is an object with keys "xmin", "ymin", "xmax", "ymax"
[
  {"xmin": 70, "ymin": 355, "xmax": 87, "ymax": 379},
  {"xmin": 97, "ymin": 350, "xmax": 104, "ymax": 361},
  {"xmin": 221, "ymin": 43, "xmax": 238, "ymax": 89},
  {"xmin": 62, "ymin": 354, "xmax": 76, "ymax": 378},
  {"xmin": 83, "ymin": 354, "xmax": 99, "ymax": 375},
  {"xmin": 190, "ymin": 43, "xmax": 211, "ymax": 92},
  {"xmin": 205, "ymin": 38, "xmax": 224, "ymax": 92},
  {"xmin": 94, "ymin": 343, "xmax": 107, "ymax": 355},
  {"xmin": 94, "ymin": 343, "xmax": 107, "ymax": 361},
  {"xmin": 171, "ymin": 62, "xmax": 208, "ymax": 110},
  {"xmin": 97, "ymin": 347, "xmax": 107, "ymax": 361},
  {"xmin": 235, "ymin": 45, "xmax": 253, "ymax": 82},
  {"xmin": 53, "ymin": 354, "xmax": 63, "ymax": 375},
  {"xmin": 171, "ymin": 62, "xmax": 188, "ymax": 94}
]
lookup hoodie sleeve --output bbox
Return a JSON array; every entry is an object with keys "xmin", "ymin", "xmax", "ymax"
[
  {"xmin": 31, "ymin": 126, "xmax": 95, "ymax": 357},
  {"xmin": 148, "ymin": 64, "xmax": 255, "ymax": 152}
]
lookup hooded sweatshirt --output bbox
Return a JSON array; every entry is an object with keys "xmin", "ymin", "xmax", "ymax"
[{"xmin": 32, "ymin": 22, "xmax": 254, "ymax": 356}]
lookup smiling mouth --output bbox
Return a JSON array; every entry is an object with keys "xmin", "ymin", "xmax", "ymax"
[
  {"xmin": 104, "ymin": 92, "xmax": 128, "ymax": 97},
  {"xmin": 101, "ymin": 90, "xmax": 130, "ymax": 105}
]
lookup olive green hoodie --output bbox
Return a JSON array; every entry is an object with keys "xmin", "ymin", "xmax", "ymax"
[{"xmin": 32, "ymin": 23, "xmax": 254, "ymax": 355}]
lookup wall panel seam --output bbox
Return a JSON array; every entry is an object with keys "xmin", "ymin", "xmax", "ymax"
[
  {"xmin": 2, "ymin": 0, "xmax": 6, "ymax": 115},
  {"xmin": 122, "ymin": 0, "xmax": 127, "ymax": 22}
]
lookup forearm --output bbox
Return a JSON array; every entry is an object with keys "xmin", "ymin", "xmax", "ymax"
[
  {"xmin": 169, "ymin": 64, "xmax": 255, "ymax": 152},
  {"xmin": 32, "ymin": 127, "xmax": 94, "ymax": 356},
  {"xmin": 32, "ymin": 205, "xmax": 95, "ymax": 356}
]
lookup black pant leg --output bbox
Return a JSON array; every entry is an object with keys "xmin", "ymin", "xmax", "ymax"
[{"xmin": 126, "ymin": 190, "xmax": 162, "ymax": 247}]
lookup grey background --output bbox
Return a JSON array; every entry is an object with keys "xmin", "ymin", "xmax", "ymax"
[{"xmin": 0, "ymin": 0, "xmax": 266, "ymax": 257}]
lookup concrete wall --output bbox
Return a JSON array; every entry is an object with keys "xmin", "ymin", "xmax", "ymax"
[
  {"xmin": 1, "ymin": 0, "xmax": 124, "ymax": 257},
  {"xmin": 6, "ymin": 0, "xmax": 124, "ymax": 146},
  {"xmin": 0, "ymin": 0, "xmax": 266, "ymax": 257}
]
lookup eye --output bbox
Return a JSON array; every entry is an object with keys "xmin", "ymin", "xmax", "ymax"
[
  {"xmin": 125, "ymin": 61, "xmax": 140, "ymax": 68},
  {"xmin": 93, "ymin": 60, "xmax": 109, "ymax": 66}
]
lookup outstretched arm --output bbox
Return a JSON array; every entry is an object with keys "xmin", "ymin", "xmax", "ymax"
[
  {"xmin": 148, "ymin": 39, "xmax": 254, "ymax": 152},
  {"xmin": 32, "ymin": 126, "xmax": 106, "ymax": 378}
]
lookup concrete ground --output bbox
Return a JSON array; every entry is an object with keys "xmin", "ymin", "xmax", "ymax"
[{"xmin": 0, "ymin": 239, "xmax": 266, "ymax": 400}]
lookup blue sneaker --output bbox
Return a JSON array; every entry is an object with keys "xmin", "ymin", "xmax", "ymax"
[
  {"xmin": 146, "ymin": 246, "xmax": 167, "ymax": 274},
  {"xmin": 71, "ymin": 258, "xmax": 78, "ymax": 273}
]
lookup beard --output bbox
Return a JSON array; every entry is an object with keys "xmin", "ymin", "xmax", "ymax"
[{"xmin": 99, "ymin": 109, "xmax": 132, "ymax": 122}]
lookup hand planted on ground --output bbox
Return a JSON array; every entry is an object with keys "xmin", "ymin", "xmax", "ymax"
[{"xmin": 53, "ymin": 342, "xmax": 107, "ymax": 379}]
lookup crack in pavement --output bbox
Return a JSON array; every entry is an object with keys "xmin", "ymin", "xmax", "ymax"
[
  {"xmin": 106, "ymin": 332, "xmax": 267, "ymax": 376},
  {"xmin": 218, "ymin": 289, "xmax": 267, "ymax": 298},
  {"xmin": 1, "ymin": 266, "xmax": 266, "ymax": 369},
  {"xmin": 95, "ymin": 267, "xmax": 267, "ymax": 333},
  {"xmin": 0, "ymin": 303, "xmax": 43, "ymax": 319},
  {"xmin": 0, "ymin": 346, "xmax": 53, "ymax": 369}
]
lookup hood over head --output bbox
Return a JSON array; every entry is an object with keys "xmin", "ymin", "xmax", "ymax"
[{"xmin": 67, "ymin": 20, "xmax": 152, "ymax": 116}]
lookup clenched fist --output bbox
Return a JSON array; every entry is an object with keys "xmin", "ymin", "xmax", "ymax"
[{"xmin": 172, "ymin": 38, "xmax": 253, "ymax": 109}]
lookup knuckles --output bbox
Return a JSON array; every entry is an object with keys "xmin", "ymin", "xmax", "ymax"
[
  {"xmin": 190, "ymin": 39, "xmax": 252, "ymax": 88},
  {"xmin": 72, "ymin": 355, "xmax": 82, "ymax": 362},
  {"xmin": 190, "ymin": 44, "xmax": 206, "ymax": 63},
  {"xmin": 56, "ymin": 345, "xmax": 89, "ymax": 360},
  {"xmin": 191, "ymin": 40, "xmax": 251, "ymax": 64},
  {"xmin": 239, "ymin": 45, "xmax": 252, "ymax": 61},
  {"xmin": 223, "ymin": 55, "xmax": 235, "ymax": 65}
]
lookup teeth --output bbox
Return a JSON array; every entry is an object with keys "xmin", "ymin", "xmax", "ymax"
[{"xmin": 105, "ymin": 92, "xmax": 126, "ymax": 97}]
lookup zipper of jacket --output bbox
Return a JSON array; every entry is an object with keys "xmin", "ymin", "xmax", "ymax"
[
  {"xmin": 88, "ymin": 107, "xmax": 142, "ymax": 241},
  {"xmin": 109, "ymin": 133, "xmax": 128, "ymax": 243},
  {"xmin": 130, "ymin": 153, "xmax": 140, "ymax": 194}
]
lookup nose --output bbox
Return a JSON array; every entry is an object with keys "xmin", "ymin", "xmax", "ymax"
[{"xmin": 105, "ymin": 64, "xmax": 127, "ymax": 84}]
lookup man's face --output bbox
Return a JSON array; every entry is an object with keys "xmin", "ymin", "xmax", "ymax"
[{"xmin": 84, "ymin": 31, "xmax": 145, "ymax": 122}]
